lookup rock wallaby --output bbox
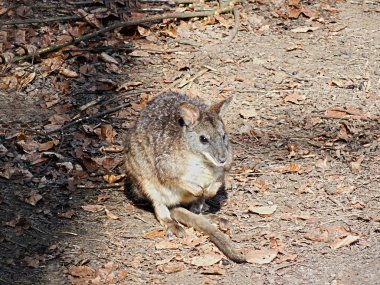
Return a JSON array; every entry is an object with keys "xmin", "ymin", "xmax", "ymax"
[{"xmin": 124, "ymin": 92, "xmax": 245, "ymax": 263}]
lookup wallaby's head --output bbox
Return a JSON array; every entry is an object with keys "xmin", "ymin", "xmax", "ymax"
[{"xmin": 179, "ymin": 97, "xmax": 233, "ymax": 167}]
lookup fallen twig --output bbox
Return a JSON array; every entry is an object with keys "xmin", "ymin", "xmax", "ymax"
[
  {"xmin": 0, "ymin": 15, "xmax": 80, "ymax": 26},
  {"xmin": 177, "ymin": 67, "xmax": 210, "ymax": 88},
  {"xmin": 11, "ymin": 1, "xmax": 240, "ymax": 63},
  {"xmin": 45, "ymin": 101, "xmax": 131, "ymax": 135},
  {"xmin": 77, "ymin": 183, "xmax": 125, "ymax": 190},
  {"xmin": 226, "ymin": 7, "xmax": 240, "ymax": 43}
]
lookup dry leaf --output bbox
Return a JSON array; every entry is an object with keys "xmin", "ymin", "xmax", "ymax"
[
  {"xmin": 59, "ymin": 67, "xmax": 79, "ymax": 78},
  {"xmin": 129, "ymin": 50, "xmax": 150, "ymax": 57},
  {"xmin": 284, "ymin": 92, "xmax": 305, "ymax": 104},
  {"xmin": 282, "ymin": 163, "xmax": 301, "ymax": 173},
  {"xmin": 202, "ymin": 265, "xmax": 226, "ymax": 275},
  {"xmin": 99, "ymin": 145, "xmax": 124, "ymax": 153},
  {"xmin": 23, "ymin": 255, "xmax": 41, "ymax": 268},
  {"xmin": 291, "ymin": 26, "xmax": 319, "ymax": 33},
  {"xmin": 345, "ymin": 105, "xmax": 364, "ymax": 116},
  {"xmin": 38, "ymin": 139, "xmax": 59, "ymax": 151},
  {"xmin": 304, "ymin": 229, "xmax": 329, "ymax": 242},
  {"xmin": 288, "ymin": 0, "xmax": 300, "ymax": 5},
  {"xmin": 329, "ymin": 79, "xmax": 355, "ymax": 89},
  {"xmin": 351, "ymin": 201, "xmax": 365, "ymax": 209},
  {"xmin": 330, "ymin": 235, "xmax": 359, "ymax": 249},
  {"xmin": 157, "ymin": 262, "xmax": 185, "ymax": 273},
  {"xmin": 19, "ymin": 72, "xmax": 36, "ymax": 89},
  {"xmin": 315, "ymin": 157, "xmax": 328, "ymax": 169},
  {"xmin": 100, "ymin": 124, "xmax": 115, "ymax": 142},
  {"xmin": 76, "ymin": 8, "xmax": 102, "ymax": 28},
  {"xmin": 156, "ymin": 256, "xmax": 177, "ymax": 266},
  {"xmin": 254, "ymin": 178, "xmax": 270, "ymax": 192},
  {"xmin": 100, "ymin": 52, "xmax": 118, "ymax": 64},
  {"xmin": 337, "ymin": 124, "xmax": 349, "ymax": 141},
  {"xmin": 56, "ymin": 162, "xmax": 74, "ymax": 172},
  {"xmin": 144, "ymin": 230, "xmax": 166, "ymax": 239},
  {"xmin": 325, "ymin": 109, "xmax": 347, "ymax": 118},
  {"xmin": 249, "ymin": 205, "xmax": 277, "ymax": 215},
  {"xmin": 116, "ymin": 81, "xmax": 143, "ymax": 92},
  {"xmin": 161, "ymin": 27, "xmax": 178, "ymax": 38},
  {"xmin": 350, "ymin": 155, "xmax": 364, "ymax": 173},
  {"xmin": 117, "ymin": 269, "xmax": 129, "ymax": 281},
  {"xmin": 288, "ymin": 8, "xmax": 301, "ymax": 19},
  {"xmin": 137, "ymin": 26, "xmax": 151, "ymax": 37},
  {"xmin": 105, "ymin": 208, "xmax": 119, "ymax": 220},
  {"xmin": 239, "ymin": 108, "xmax": 257, "ymax": 119},
  {"xmin": 301, "ymin": 7, "xmax": 319, "ymax": 18},
  {"xmin": 155, "ymin": 240, "xmax": 180, "ymax": 250},
  {"xmin": 48, "ymin": 114, "xmax": 71, "ymax": 125},
  {"xmin": 81, "ymin": 205, "xmax": 105, "ymax": 212},
  {"xmin": 286, "ymin": 40, "xmax": 304, "ymax": 51},
  {"xmin": 17, "ymin": 140, "xmax": 39, "ymax": 153},
  {"xmin": 25, "ymin": 190, "xmax": 43, "ymax": 206},
  {"xmin": 0, "ymin": 144, "xmax": 7, "ymax": 155},
  {"xmin": 68, "ymin": 265, "xmax": 94, "ymax": 277},
  {"xmin": 246, "ymin": 249, "xmax": 278, "ymax": 264},
  {"xmin": 60, "ymin": 209, "xmax": 76, "ymax": 219},
  {"xmin": 190, "ymin": 254, "xmax": 222, "ymax": 267},
  {"xmin": 128, "ymin": 255, "xmax": 144, "ymax": 268},
  {"xmin": 101, "ymin": 157, "xmax": 121, "ymax": 170},
  {"xmin": 103, "ymin": 174, "xmax": 125, "ymax": 184}
]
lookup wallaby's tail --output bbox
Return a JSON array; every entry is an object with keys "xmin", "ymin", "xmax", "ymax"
[{"xmin": 170, "ymin": 207, "xmax": 246, "ymax": 263}]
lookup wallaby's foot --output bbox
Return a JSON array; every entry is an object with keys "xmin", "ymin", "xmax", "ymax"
[
  {"xmin": 166, "ymin": 221, "xmax": 186, "ymax": 239},
  {"xmin": 204, "ymin": 182, "xmax": 223, "ymax": 199},
  {"xmin": 154, "ymin": 203, "xmax": 186, "ymax": 238}
]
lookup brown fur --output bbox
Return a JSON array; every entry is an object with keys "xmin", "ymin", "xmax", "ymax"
[{"xmin": 124, "ymin": 93, "xmax": 245, "ymax": 262}]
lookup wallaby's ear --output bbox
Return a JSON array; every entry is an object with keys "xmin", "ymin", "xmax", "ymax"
[
  {"xmin": 179, "ymin": 102, "xmax": 200, "ymax": 127},
  {"xmin": 209, "ymin": 96, "xmax": 233, "ymax": 116}
]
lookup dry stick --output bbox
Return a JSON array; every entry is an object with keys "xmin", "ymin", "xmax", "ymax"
[
  {"xmin": 226, "ymin": 7, "xmax": 240, "ymax": 43},
  {"xmin": 11, "ymin": 3, "xmax": 239, "ymax": 63},
  {"xmin": 156, "ymin": 77, "xmax": 186, "ymax": 96},
  {"xmin": 45, "ymin": 101, "xmax": 131, "ymax": 135},
  {"xmin": 0, "ymin": 15, "xmax": 80, "ymax": 26},
  {"xmin": 177, "ymin": 67, "xmax": 210, "ymax": 88},
  {"xmin": 77, "ymin": 183, "xmax": 125, "ymax": 190}
]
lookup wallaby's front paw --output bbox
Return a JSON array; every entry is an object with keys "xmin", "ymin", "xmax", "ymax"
[
  {"xmin": 189, "ymin": 186, "xmax": 203, "ymax": 197},
  {"xmin": 166, "ymin": 221, "xmax": 186, "ymax": 239},
  {"xmin": 204, "ymin": 182, "xmax": 223, "ymax": 198},
  {"xmin": 190, "ymin": 199, "xmax": 210, "ymax": 214}
]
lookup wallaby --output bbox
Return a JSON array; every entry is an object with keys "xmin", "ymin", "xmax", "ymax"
[{"xmin": 124, "ymin": 92, "xmax": 245, "ymax": 263}]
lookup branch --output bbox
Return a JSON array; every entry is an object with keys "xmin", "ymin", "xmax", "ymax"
[
  {"xmin": 45, "ymin": 101, "xmax": 131, "ymax": 135},
  {"xmin": 226, "ymin": 7, "xmax": 240, "ymax": 43},
  {"xmin": 11, "ymin": 1, "xmax": 240, "ymax": 63},
  {"xmin": 0, "ymin": 16, "xmax": 80, "ymax": 26}
]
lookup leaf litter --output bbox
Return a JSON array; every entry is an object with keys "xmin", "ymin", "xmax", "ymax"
[{"xmin": 0, "ymin": 0, "xmax": 378, "ymax": 284}]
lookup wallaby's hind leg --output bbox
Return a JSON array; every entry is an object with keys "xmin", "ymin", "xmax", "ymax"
[{"xmin": 140, "ymin": 180, "xmax": 186, "ymax": 238}]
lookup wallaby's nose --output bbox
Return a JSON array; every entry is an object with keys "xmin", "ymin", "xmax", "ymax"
[{"xmin": 218, "ymin": 156, "xmax": 227, "ymax": 164}]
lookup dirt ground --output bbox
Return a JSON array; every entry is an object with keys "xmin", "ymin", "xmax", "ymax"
[{"xmin": 1, "ymin": 0, "xmax": 380, "ymax": 284}]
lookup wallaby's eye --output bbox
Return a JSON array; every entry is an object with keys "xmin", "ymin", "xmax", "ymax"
[
  {"xmin": 223, "ymin": 134, "xmax": 226, "ymax": 142},
  {"xmin": 199, "ymin": 135, "xmax": 209, "ymax": 144}
]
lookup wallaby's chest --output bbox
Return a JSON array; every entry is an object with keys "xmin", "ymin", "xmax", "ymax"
[{"xmin": 182, "ymin": 155, "xmax": 221, "ymax": 188}]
